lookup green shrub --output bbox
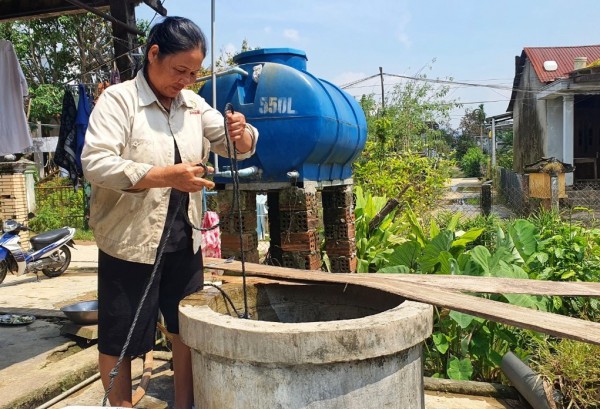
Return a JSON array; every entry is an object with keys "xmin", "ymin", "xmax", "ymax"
[
  {"xmin": 460, "ymin": 147, "xmax": 487, "ymax": 177},
  {"xmin": 30, "ymin": 177, "xmax": 87, "ymax": 232},
  {"xmin": 354, "ymin": 149, "xmax": 452, "ymax": 215}
]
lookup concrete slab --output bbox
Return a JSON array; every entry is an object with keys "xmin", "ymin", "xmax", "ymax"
[
  {"xmin": 0, "ymin": 319, "xmax": 67, "ymax": 371},
  {"xmin": 425, "ymin": 391, "xmax": 523, "ymax": 408},
  {"xmin": 47, "ymin": 356, "xmax": 174, "ymax": 409}
]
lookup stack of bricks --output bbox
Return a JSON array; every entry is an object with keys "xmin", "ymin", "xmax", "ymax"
[
  {"xmin": 0, "ymin": 173, "xmax": 30, "ymax": 247},
  {"xmin": 322, "ymin": 185, "xmax": 357, "ymax": 273},
  {"xmin": 279, "ymin": 186, "xmax": 322, "ymax": 270},
  {"xmin": 216, "ymin": 190, "xmax": 259, "ymax": 263}
]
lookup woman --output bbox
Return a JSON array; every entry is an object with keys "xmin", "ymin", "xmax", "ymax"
[{"xmin": 81, "ymin": 17, "xmax": 257, "ymax": 408}]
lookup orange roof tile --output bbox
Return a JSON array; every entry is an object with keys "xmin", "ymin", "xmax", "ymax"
[{"xmin": 524, "ymin": 45, "xmax": 600, "ymax": 83}]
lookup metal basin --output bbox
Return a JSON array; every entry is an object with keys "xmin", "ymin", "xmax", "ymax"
[{"xmin": 61, "ymin": 300, "xmax": 98, "ymax": 325}]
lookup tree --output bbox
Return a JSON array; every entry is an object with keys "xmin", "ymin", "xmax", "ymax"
[
  {"xmin": 215, "ymin": 39, "xmax": 258, "ymax": 70},
  {"xmin": 455, "ymin": 104, "xmax": 489, "ymax": 163},
  {"xmin": 459, "ymin": 104, "xmax": 486, "ymax": 138},
  {"xmin": 353, "ymin": 69, "xmax": 459, "ymax": 212},
  {"xmin": 496, "ymin": 127, "xmax": 514, "ymax": 169},
  {"xmin": 364, "ymin": 74, "xmax": 457, "ymax": 155},
  {"xmin": 0, "ymin": 14, "xmax": 148, "ymax": 125}
]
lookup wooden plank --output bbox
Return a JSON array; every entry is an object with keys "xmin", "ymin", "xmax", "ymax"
[
  {"xmin": 204, "ymin": 258, "xmax": 600, "ymax": 346},
  {"xmin": 60, "ymin": 323, "xmax": 98, "ymax": 340},
  {"xmin": 369, "ymin": 273, "xmax": 600, "ymax": 297}
]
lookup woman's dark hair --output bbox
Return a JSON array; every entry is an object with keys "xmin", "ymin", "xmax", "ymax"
[{"xmin": 144, "ymin": 16, "xmax": 206, "ymax": 67}]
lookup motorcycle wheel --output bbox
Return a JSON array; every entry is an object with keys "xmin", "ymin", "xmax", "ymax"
[
  {"xmin": 42, "ymin": 246, "xmax": 71, "ymax": 278},
  {"xmin": 0, "ymin": 260, "xmax": 7, "ymax": 284}
]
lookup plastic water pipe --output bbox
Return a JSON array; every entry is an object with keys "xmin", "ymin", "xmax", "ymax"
[
  {"xmin": 196, "ymin": 66, "xmax": 249, "ymax": 83},
  {"xmin": 500, "ymin": 351, "xmax": 552, "ymax": 409},
  {"xmin": 213, "ymin": 166, "xmax": 259, "ymax": 179}
]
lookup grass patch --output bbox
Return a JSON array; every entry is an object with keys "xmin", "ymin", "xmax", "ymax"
[
  {"xmin": 74, "ymin": 229, "xmax": 95, "ymax": 241},
  {"xmin": 529, "ymin": 338, "xmax": 600, "ymax": 408}
]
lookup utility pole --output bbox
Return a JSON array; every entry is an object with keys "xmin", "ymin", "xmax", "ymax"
[{"xmin": 379, "ymin": 67, "xmax": 385, "ymax": 112}]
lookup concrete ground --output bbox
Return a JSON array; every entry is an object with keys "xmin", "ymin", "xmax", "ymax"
[{"xmin": 0, "ymin": 242, "xmax": 524, "ymax": 409}]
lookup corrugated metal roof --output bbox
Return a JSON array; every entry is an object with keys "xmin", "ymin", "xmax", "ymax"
[{"xmin": 525, "ymin": 45, "xmax": 600, "ymax": 83}]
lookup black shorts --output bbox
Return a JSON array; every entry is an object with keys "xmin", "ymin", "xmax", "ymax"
[{"xmin": 97, "ymin": 247, "xmax": 203, "ymax": 357}]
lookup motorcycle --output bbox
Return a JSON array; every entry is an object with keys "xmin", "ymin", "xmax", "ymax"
[{"xmin": 0, "ymin": 219, "xmax": 76, "ymax": 284}]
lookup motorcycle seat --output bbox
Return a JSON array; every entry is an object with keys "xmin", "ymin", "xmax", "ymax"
[{"xmin": 30, "ymin": 228, "xmax": 71, "ymax": 250}]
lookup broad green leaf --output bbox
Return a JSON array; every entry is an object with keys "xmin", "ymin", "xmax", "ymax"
[
  {"xmin": 387, "ymin": 241, "xmax": 421, "ymax": 269},
  {"xmin": 503, "ymin": 293, "xmax": 547, "ymax": 311},
  {"xmin": 447, "ymin": 212, "xmax": 462, "ymax": 232},
  {"xmin": 432, "ymin": 333, "xmax": 449, "ymax": 354},
  {"xmin": 452, "ymin": 227, "xmax": 484, "ymax": 249},
  {"xmin": 459, "ymin": 256, "xmax": 484, "ymax": 276},
  {"xmin": 419, "ymin": 230, "xmax": 453, "ymax": 272},
  {"xmin": 447, "ymin": 357, "xmax": 473, "ymax": 380},
  {"xmin": 379, "ymin": 265, "xmax": 411, "ymax": 274},
  {"xmin": 449, "ymin": 258, "xmax": 462, "ymax": 275},
  {"xmin": 509, "ymin": 220, "xmax": 538, "ymax": 258},
  {"xmin": 470, "ymin": 330, "xmax": 491, "ymax": 357},
  {"xmin": 405, "ymin": 207, "xmax": 427, "ymax": 247},
  {"xmin": 429, "ymin": 219, "xmax": 440, "ymax": 240},
  {"xmin": 449, "ymin": 311, "xmax": 475, "ymax": 329},
  {"xmin": 487, "ymin": 350, "xmax": 504, "ymax": 367},
  {"xmin": 357, "ymin": 259, "xmax": 370, "ymax": 273},
  {"xmin": 438, "ymin": 251, "xmax": 455, "ymax": 275},
  {"xmin": 468, "ymin": 246, "xmax": 492, "ymax": 276}
]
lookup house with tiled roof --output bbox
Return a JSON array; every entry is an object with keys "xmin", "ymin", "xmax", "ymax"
[{"xmin": 508, "ymin": 45, "xmax": 600, "ymax": 185}]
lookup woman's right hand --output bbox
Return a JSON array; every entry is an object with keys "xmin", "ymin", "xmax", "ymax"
[
  {"xmin": 167, "ymin": 163, "xmax": 215, "ymax": 192},
  {"xmin": 131, "ymin": 163, "xmax": 215, "ymax": 192}
]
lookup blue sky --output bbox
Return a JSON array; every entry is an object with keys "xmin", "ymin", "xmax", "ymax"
[{"xmin": 136, "ymin": 0, "xmax": 600, "ymax": 129}]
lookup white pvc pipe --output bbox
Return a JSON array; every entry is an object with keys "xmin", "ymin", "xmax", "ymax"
[{"xmin": 36, "ymin": 372, "xmax": 101, "ymax": 409}]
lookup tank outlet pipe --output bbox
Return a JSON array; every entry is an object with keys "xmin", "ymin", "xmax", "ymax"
[
  {"xmin": 500, "ymin": 351, "xmax": 552, "ymax": 409},
  {"xmin": 213, "ymin": 166, "xmax": 259, "ymax": 179},
  {"xmin": 196, "ymin": 66, "xmax": 249, "ymax": 83}
]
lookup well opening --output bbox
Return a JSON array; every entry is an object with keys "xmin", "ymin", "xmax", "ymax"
[{"xmin": 197, "ymin": 281, "xmax": 405, "ymax": 323}]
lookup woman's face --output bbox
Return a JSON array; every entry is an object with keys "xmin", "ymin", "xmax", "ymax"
[{"xmin": 146, "ymin": 44, "xmax": 204, "ymax": 98}]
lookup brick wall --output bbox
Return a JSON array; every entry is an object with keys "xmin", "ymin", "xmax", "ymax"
[{"xmin": 0, "ymin": 173, "xmax": 31, "ymax": 246}]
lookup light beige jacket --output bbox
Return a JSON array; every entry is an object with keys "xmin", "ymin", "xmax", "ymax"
[{"xmin": 81, "ymin": 70, "xmax": 257, "ymax": 264}]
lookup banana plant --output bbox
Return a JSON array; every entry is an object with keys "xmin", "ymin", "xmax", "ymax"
[{"xmin": 354, "ymin": 186, "xmax": 406, "ymax": 273}]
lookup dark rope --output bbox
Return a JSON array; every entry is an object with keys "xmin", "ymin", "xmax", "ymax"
[
  {"xmin": 223, "ymin": 102, "xmax": 249, "ymax": 319},
  {"xmin": 204, "ymin": 283, "xmax": 243, "ymax": 318},
  {"xmin": 102, "ymin": 197, "xmax": 181, "ymax": 406}
]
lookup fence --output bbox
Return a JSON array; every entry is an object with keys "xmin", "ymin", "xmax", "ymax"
[
  {"xmin": 33, "ymin": 184, "xmax": 88, "ymax": 229},
  {"xmin": 434, "ymin": 168, "xmax": 600, "ymax": 225}
]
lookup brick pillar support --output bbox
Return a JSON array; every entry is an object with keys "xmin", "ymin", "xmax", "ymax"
[
  {"xmin": 0, "ymin": 171, "xmax": 31, "ymax": 247},
  {"xmin": 277, "ymin": 186, "xmax": 322, "ymax": 270},
  {"xmin": 322, "ymin": 185, "xmax": 357, "ymax": 273},
  {"xmin": 216, "ymin": 190, "xmax": 259, "ymax": 263}
]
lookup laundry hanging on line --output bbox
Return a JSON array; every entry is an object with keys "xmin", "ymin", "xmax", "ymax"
[
  {"xmin": 0, "ymin": 39, "xmax": 32, "ymax": 155},
  {"xmin": 54, "ymin": 84, "xmax": 92, "ymax": 189}
]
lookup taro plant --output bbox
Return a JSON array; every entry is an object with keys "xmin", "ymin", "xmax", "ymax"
[
  {"xmin": 426, "ymin": 308, "xmax": 536, "ymax": 382},
  {"xmin": 378, "ymin": 213, "xmax": 549, "ymax": 381},
  {"xmin": 523, "ymin": 210, "xmax": 600, "ymax": 320},
  {"xmin": 379, "ymin": 207, "xmax": 485, "ymax": 275}
]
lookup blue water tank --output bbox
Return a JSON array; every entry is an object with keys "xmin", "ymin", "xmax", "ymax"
[{"xmin": 198, "ymin": 48, "xmax": 367, "ymax": 184}]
